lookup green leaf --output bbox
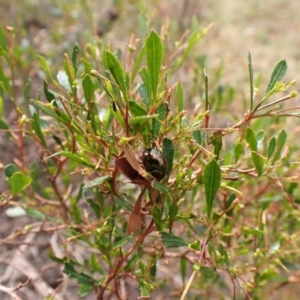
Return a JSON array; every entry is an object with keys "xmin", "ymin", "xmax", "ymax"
[
  {"xmin": 200, "ymin": 266, "xmax": 217, "ymax": 279},
  {"xmin": 247, "ymin": 52, "xmax": 254, "ymax": 111},
  {"xmin": 152, "ymin": 103, "xmax": 166, "ymax": 138},
  {"xmin": 137, "ymin": 83, "xmax": 149, "ymax": 107},
  {"xmin": 192, "ymin": 130, "xmax": 202, "ymax": 145},
  {"xmin": 4, "ymin": 163, "xmax": 18, "ymax": 177},
  {"xmin": 146, "ymin": 31, "xmax": 163, "ymax": 103},
  {"xmin": 103, "ymin": 50, "xmax": 128, "ymax": 101},
  {"xmin": 139, "ymin": 67, "xmax": 152, "ymax": 107},
  {"xmin": 161, "ymin": 231, "xmax": 189, "ymax": 248},
  {"xmin": 139, "ymin": 281, "xmax": 152, "ymax": 297},
  {"xmin": 43, "ymin": 80, "xmax": 56, "ymax": 102},
  {"xmin": 168, "ymin": 203, "xmax": 178, "ymax": 232},
  {"xmin": 0, "ymin": 119, "xmax": 9, "ymax": 131},
  {"xmin": 267, "ymin": 136, "xmax": 276, "ymax": 160},
  {"xmin": 271, "ymin": 129, "xmax": 287, "ymax": 164},
  {"xmin": 46, "ymin": 151, "xmax": 95, "ymax": 168},
  {"xmin": 0, "ymin": 26, "xmax": 7, "ymax": 51},
  {"xmin": 0, "ymin": 95, "xmax": 3, "ymax": 118},
  {"xmin": 0, "ymin": 64, "xmax": 12, "ymax": 96},
  {"xmin": 78, "ymin": 284, "xmax": 94, "ymax": 297},
  {"xmin": 265, "ymin": 59, "xmax": 287, "ymax": 96},
  {"xmin": 86, "ymin": 199, "xmax": 100, "ymax": 218},
  {"xmin": 129, "ymin": 114, "xmax": 158, "ymax": 127},
  {"xmin": 180, "ymin": 258, "xmax": 187, "ymax": 282},
  {"xmin": 63, "ymin": 262, "xmax": 95, "ymax": 285},
  {"xmin": 234, "ymin": 142, "xmax": 243, "ymax": 163},
  {"xmin": 32, "ymin": 112, "xmax": 47, "ymax": 147},
  {"xmin": 83, "ymin": 176, "xmax": 111, "ymax": 189},
  {"xmin": 204, "ymin": 159, "xmax": 221, "ymax": 219},
  {"xmin": 245, "ymin": 126, "xmax": 257, "ymax": 151},
  {"xmin": 129, "ymin": 100, "xmax": 147, "ymax": 117},
  {"xmin": 210, "ymin": 131, "xmax": 223, "ymax": 159},
  {"xmin": 132, "ymin": 44, "xmax": 146, "ymax": 80},
  {"xmin": 162, "ymin": 137, "xmax": 174, "ymax": 177},
  {"xmin": 251, "ymin": 152, "xmax": 265, "ymax": 176},
  {"xmin": 82, "ymin": 74, "xmax": 96, "ymax": 103},
  {"xmin": 37, "ymin": 55, "xmax": 53, "ymax": 79},
  {"xmin": 72, "ymin": 44, "xmax": 80, "ymax": 74},
  {"xmin": 152, "ymin": 205, "xmax": 162, "ymax": 231},
  {"xmin": 26, "ymin": 208, "xmax": 45, "ymax": 220},
  {"xmin": 9, "ymin": 172, "xmax": 32, "ymax": 195},
  {"xmin": 152, "ymin": 180, "xmax": 170, "ymax": 193},
  {"xmin": 113, "ymin": 235, "xmax": 132, "ymax": 249},
  {"xmin": 177, "ymin": 82, "xmax": 184, "ymax": 113},
  {"xmin": 32, "ymin": 100, "xmax": 62, "ymax": 121}
]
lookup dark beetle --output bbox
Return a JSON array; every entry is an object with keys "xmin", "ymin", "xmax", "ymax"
[{"xmin": 142, "ymin": 148, "xmax": 167, "ymax": 181}]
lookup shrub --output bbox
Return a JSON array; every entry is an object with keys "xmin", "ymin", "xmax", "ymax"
[{"xmin": 1, "ymin": 17, "xmax": 300, "ymax": 300}]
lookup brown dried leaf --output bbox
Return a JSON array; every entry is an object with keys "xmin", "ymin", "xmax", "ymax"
[
  {"xmin": 126, "ymin": 188, "xmax": 146, "ymax": 234},
  {"xmin": 115, "ymin": 157, "xmax": 140, "ymax": 181},
  {"xmin": 122, "ymin": 144, "xmax": 147, "ymax": 178}
]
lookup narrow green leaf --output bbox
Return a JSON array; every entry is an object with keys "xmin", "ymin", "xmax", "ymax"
[
  {"xmin": 83, "ymin": 176, "xmax": 111, "ymax": 189},
  {"xmin": 0, "ymin": 119, "xmax": 9, "ymax": 131},
  {"xmin": 37, "ymin": 55, "xmax": 53, "ymax": 79},
  {"xmin": 0, "ymin": 95, "xmax": 3, "ymax": 118},
  {"xmin": 251, "ymin": 151, "xmax": 265, "ymax": 176},
  {"xmin": 46, "ymin": 151, "xmax": 95, "ymax": 168},
  {"xmin": 137, "ymin": 83, "xmax": 149, "ymax": 107},
  {"xmin": 26, "ymin": 208, "xmax": 45, "ymax": 220},
  {"xmin": 86, "ymin": 199, "xmax": 100, "ymax": 218},
  {"xmin": 129, "ymin": 100, "xmax": 147, "ymax": 116},
  {"xmin": 103, "ymin": 50, "xmax": 127, "ymax": 101},
  {"xmin": 245, "ymin": 126, "xmax": 257, "ymax": 151},
  {"xmin": 204, "ymin": 159, "xmax": 221, "ymax": 219},
  {"xmin": 140, "ymin": 67, "xmax": 152, "ymax": 107},
  {"xmin": 152, "ymin": 205, "xmax": 162, "ymax": 231},
  {"xmin": 152, "ymin": 103, "xmax": 166, "ymax": 138},
  {"xmin": 247, "ymin": 52, "xmax": 254, "ymax": 111},
  {"xmin": 210, "ymin": 131, "xmax": 223, "ymax": 159},
  {"xmin": 32, "ymin": 113, "xmax": 47, "ymax": 147},
  {"xmin": 0, "ymin": 64, "xmax": 12, "ymax": 96},
  {"xmin": 200, "ymin": 266, "xmax": 217, "ymax": 279},
  {"xmin": 180, "ymin": 258, "xmax": 187, "ymax": 283},
  {"xmin": 43, "ymin": 80, "xmax": 55, "ymax": 102},
  {"xmin": 139, "ymin": 281, "xmax": 151, "ymax": 297},
  {"xmin": 4, "ymin": 163, "xmax": 18, "ymax": 177},
  {"xmin": 162, "ymin": 137, "xmax": 174, "ymax": 177},
  {"xmin": 177, "ymin": 82, "xmax": 184, "ymax": 113},
  {"xmin": 0, "ymin": 26, "xmax": 7, "ymax": 51},
  {"xmin": 63, "ymin": 262, "xmax": 95, "ymax": 285},
  {"xmin": 168, "ymin": 203, "xmax": 178, "ymax": 232},
  {"xmin": 267, "ymin": 136, "xmax": 276, "ymax": 160},
  {"xmin": 82, "ymin": 74, "xmax": 96, "ymax": 103},
  {"xmin": 113, "ymin": 235, "xmax": 132, "ymax": 249},
  {"xmin": 72, "ymin": 44, "xmax": 80, "ymax": 74},
  {"xmin": 32, "ymin": 100, "xmax": 71, "ymax": 123},
  {"xmin": 132, "ymin": 44, "xmax": 146, "ymax": 80},
  {"xmin": 146, "ymin": 31, "xmax": 163, "ymax": 103},
  {"xmin": 161, "ymin": 231, "xmax": 189, "ymax": 248},
  {"xmin": 78, "ymin": 284, "xmax": 94, "ymax": 297},
  {"xmin": 129, "ymin": 114, "xmax": 158, "ymax": 127},
  {"xmin": 265, "ymin": 59, "xmax": 287, "ymax": 96},
  {"xmin": 192, "ymin": 130, "xmax": 202, "ymax": 145},
  {"xmin": 234, "ymin": 142, "xmax": 244, "ymax": 163},
  {"xmin": 152, "ymin": 180, "xmax": 170, "ymax": 193},
  {"xmin": 9, "ymin": 172, "xmax": 32, "ymax": 195},
  {"xmin": 271, "ymin": 129, "xmax": 287, "ymax": 164}
]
